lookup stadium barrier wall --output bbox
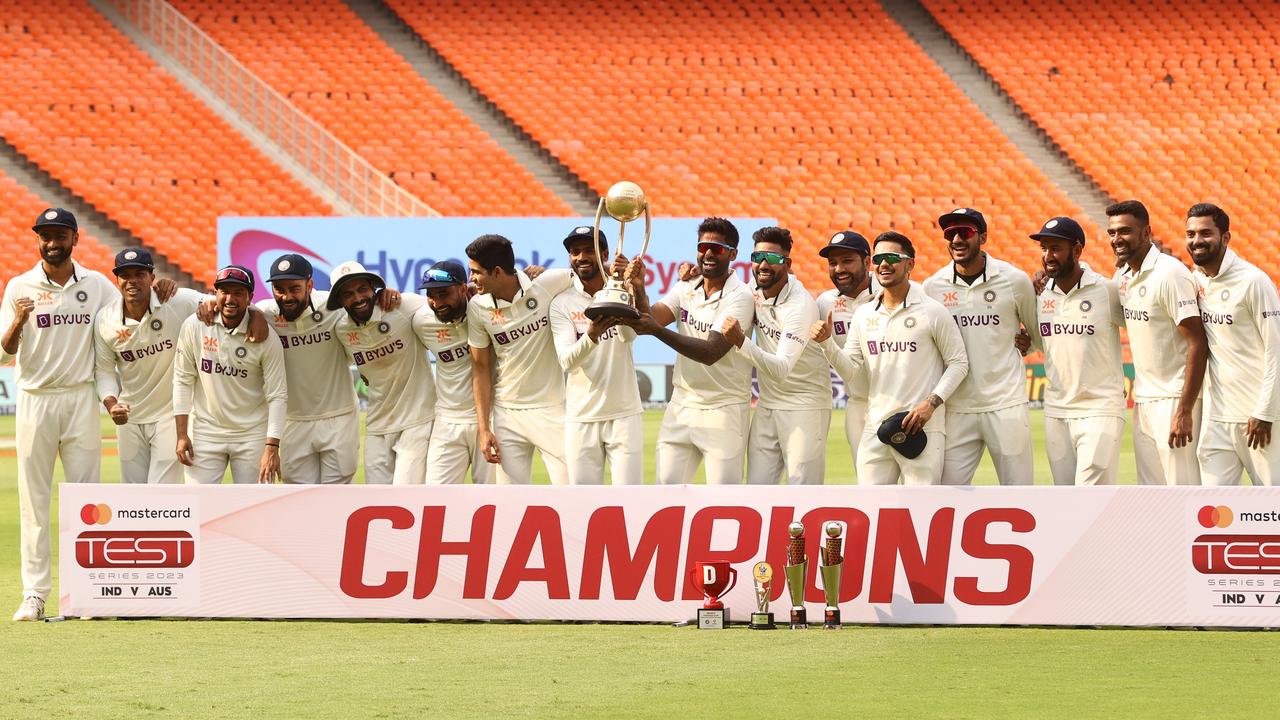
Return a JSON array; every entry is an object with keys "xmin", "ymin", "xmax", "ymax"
[{"xmin": 61, "ymin": 484, "xmax": 1280, "ymax": 626}]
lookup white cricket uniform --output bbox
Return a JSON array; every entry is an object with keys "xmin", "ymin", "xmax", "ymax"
[
  {"xmin": 1, "ymin": 261, "xmax": 114, "ymax": 601},
  {"xmin": 1116, "ymin": 246, "xmax": 1203, "ymax": 485},
  {"xmin": 1193, "ymin": 250, "xmax": 1280, "ymax": 486},
  {"xmin": 741, "ymin": 275, "xmax": 830, "ymax": 485},
  {"xmin": 413, "ymin": 304, "xmax": 493, "ymax": 484},
  {"xmin": 94, "ymin": 288, "xmax": 204, "ymax": 484},
  {"xmin": 1038, "ymin": 265, "xmax": 1127, "ymax": 486},
  {"xmin": 173, "ymin": 313, "xmax": 288, "ymax": 484},
  {"xmin": 549, "ymin": 277, "xmax": 644, "ymax": 485},
  {"xmin": 336, "ymin": 293, "xmax": 435, "ymax": 485},
  {"xmin": 258, "ymin": 291, "xmax": 358, "ymax": 484},
  {"xmin": 923, "ymin": 256, "xmax": 1037, "ymax": 485},
  {"xmin": 468, "ymin": 269, "xmax": 573, "ymax": 484},
  {"xmin": 817, "ymin": 283, "xmax": 876, "ymax": 463},
  {"xmin": 655, "ymin": 273, "xmax": 755, "ymax": 484},
  {"xmin": 843, "ymin": 282, "xmax": 969, "ymax": 485}
]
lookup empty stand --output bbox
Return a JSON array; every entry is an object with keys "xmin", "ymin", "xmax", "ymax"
[{"xmin": 0, "ymin": 170, "xmax": 116, "ymax": 281}]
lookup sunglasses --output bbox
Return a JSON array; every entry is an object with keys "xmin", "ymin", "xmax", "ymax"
[
  {"xmin": 697, "ymin": 243, "xmax": 730, "ymax": 256},
  {"xmin": 216, "ymin": 267, "xmax": 251, "ymax": 284},
  {"xmin": 871, "ymin": 252, "xmax": 913, "ymax": 266},
  {"xmin": 944, "ymin": 226, "xmax": 979, "ymax": 241},
  {"xmin": 749, "ymin": 251, "xmax": 788, "ymax": 265},
  {"xmin": 423, "ymin": 267, "xmax": 461, "ymax": 285}
]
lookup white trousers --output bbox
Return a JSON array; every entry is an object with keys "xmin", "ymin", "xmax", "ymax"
[
  {"xmin": 117, "ymin": 419, "xmax": 182, "ymax": 484},
  {"xmin": 281, "ymin": 411, "xmax": 359, "ymax": 484},
  {"xmin": 427, "ymin": 418, "xmax": 494, "ymax": 484},
  {"xmin": 365, "ymin": 421, "xmax": 433, "ymax": 485},
  {"xmin": 493, "ymin": 406, "xmax": 569, "ymax": 485},
  {"xmin": 747, "ymin": 407, "xmax": 830, "ymax": 485},
  {"xmin": 1133, "ymin": 397, "xmax": 1202, "ymax": 485},
  {"xmin": 17, "ymin": 386, "xmax": 100, "ymax": 599},
  {"xmin": 1198, "ymin": 419, "xmax": 1280, "ymax": 486},
  {"xmin": 941, "ymin": 405, "xmax": 1034, "ymax": 486},
  {"xmin": 1044, "ymin": 415, "xmax": 1126, "ymax": 486},
  {"xmin": 656, "ymin": 401, "xmax": 749, "ymax": 484},
  {"xmin": 856, "ymin": 429, "xmax": 944, "ymax": 486},
  {"xmin": 185, "ymin": 429, "xmax": 267, "ymax": 485},
  {"xmin": 565, "ymin": 413, "xmax": 644, "ymax": 485}
]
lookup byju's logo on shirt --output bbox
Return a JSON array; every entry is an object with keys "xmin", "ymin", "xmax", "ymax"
[
  {"xmin": 1040, "ymin": 322, "xmax": 1095, "ymax": 337},
  {"xmin": 35, "ymin": 313, "xmax": 91, "ymax": 328},
  {"xmin": 352, "ymin": 339, "xmax": 405, "ymax": 366},
  {"xmin": 678, "ymin": 309, "xmax": 715, "ymax": 334},
  {"xmin": 494, "ymin": 317, "xmax": 549, "ymax": 346},
  {"xmin": 119, "ymin": 340, "xmax": 173, "ymax": 362},
  {"xmin": 200, "ymin": 358, "xmax": 248, "ymax": 378},
  {"xmin": 867, "ymin": 340, "xmax": 918, "ymax": 355},
  {"xmin": 437, "ymin": 346, "xmax": 470, "ymax": 363}
]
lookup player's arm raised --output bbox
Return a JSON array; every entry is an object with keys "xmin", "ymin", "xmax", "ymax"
[
  {"xmin": 0, "ymin": 284, "xmax": 32, "ymax": 359},
  {"xmin": 734, "ymin": 297, "xmax": 814, "ymax": 376}
]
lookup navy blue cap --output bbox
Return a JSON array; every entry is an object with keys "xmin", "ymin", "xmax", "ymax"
[
  {"xmin": 32, "ymin": 207, "xmax": 77, "ymax": 233},
  {"xmin": 214, "ymin": 264, "xmax": 255, "ymax": 292},
  {"xmin": 819, "ymin": 231, "xmax": 871, "ymax": 258},
  {"xmin": 112, "ymin": 247, "xmax": 154, "ymax": 274},
  {"xmin": 877, "ymin": 412, "xmax": 928, "ymax": 459},
  {"xmin": 563, "ymin": 225, "xmax": 607, "ymax": 250},
  {"xmin": 1030, "ymin": 216, "xmax": 1086, "ymax": 246},
  {"xmin": 938, "ymin": 207, "xmax": 987, "ymax": 234},
  {"xmin": 268, "ymin": 254, "xmax": 313, "ymax": 282},
  {"xmin": 419, "ymin": 260, "xmax": 468, "ymax": 289}
]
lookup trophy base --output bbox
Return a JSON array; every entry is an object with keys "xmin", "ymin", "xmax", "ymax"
[
  {"xmin": 824, "ymin": 608, "xmax": 841, "ymax": 630},
  {"xmin": 583, "ymin": 301, "xmax": 639, "ymax": 321},
  {"xmin": 697, "ymin": 607, "xmax": 729, "ymax": 630},
  {"xmin": 789, "ymin": 607, "xmax": 807, "ymax": 630},
  {"xmin": 748, "ymin": 612, "xmax": 775, "ymax": 630}
]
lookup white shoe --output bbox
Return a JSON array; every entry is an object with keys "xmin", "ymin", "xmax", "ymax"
[{"xmin": 12, "ymin": 596, "xmax": 46, "ymax": 622}]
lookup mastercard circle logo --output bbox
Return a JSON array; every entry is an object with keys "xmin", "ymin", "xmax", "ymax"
[
  {"xmin": 1197, "ymin": 504, "xmax": 1232, "ymax": 529},
  {"xmin": 80, "ymin": 503, "xmax": 112, "ymax": 525}
]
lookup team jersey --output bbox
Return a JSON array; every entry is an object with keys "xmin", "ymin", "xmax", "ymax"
[
  {"xmin": 657, "ymin": 273, "xmax": 755, "ymax": 409},
  {"xmin": 1115, "ymin": 245, "xmax": 1201, "ymax": 402},
  {"xmin": 922, "ymin": 255, "xmax": 1038, "ymax": 413},
  {"xmin": 173, "ymin": 312, "xmax": 288, "ymax": 440},
  {"xmin": 467, "ymin": 269, "xmax": 573, "ymax": 410},
  {"xmin": 548, "ymin": 276, "xmax": 643, "ymax": 422},
  {"xmin": 412, "ymin": 301, "xmax": 477, "ymax": 422},
  {"xmin": 1037, "ymin": 265, "xmax": 1126, "ymax": 419},
  {"xmin": 335, "ymin": 293, "xmax": 435, "ymax": 434},
  {"xmin": 742, "ymin": 275, "xmax": 830, "ymax": 410},
  {"xmin": 257, "ymin": 290, "xmax": 356, "ymax": 421},
  {"xmin": 0, "ymin": 260, "xmax": 116, "ymax": 390},
  {"xmin": 94, "ymin": 288, "xmax": 204, "ymax": 424},
  {"xmin": 842, "ymin": 282, "xmax": 969, "ymax": 432},
  {"xmin": 816, "ymin": 282, "xmax": 877, "ymax": 401},
  {"xmin": 1193, "ymin": 250, "xmax": 1280, "ymax": 423}
]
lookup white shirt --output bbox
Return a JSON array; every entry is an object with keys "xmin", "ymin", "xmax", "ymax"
[
  {"xmin": 548, "ymin": 276, "xmax": 643, "ymax": 422},
  {"xmin": 1037, "ymin": 265, "xmax": 1126, "ymax": 419},
  {"xmin": 816, "ymin": 283, "xmax": 877, "ymax": 401},
  {"xmin": 173, "ymin": 312, "xmax": 288, "ymax": 440},
  {"xmin": 843, "ymin": 282, "xmax": 969, "ymax": 433},
  {"xmin": 741, "ymin": 275, "xmax": 830, "ymax": 410},
  {"xmin": 922, "ymin": 255, "xmax": 1038, "ymax": 413},
  {"xmin": 467, "ymin": 269, "xmax": 573, "ymax": 410},
  {"xmin": 1, "ymin": 260, "xmax": 117, "ymax": 391},
  {"xmin": 1193, "ymin": 250, "xmax": 1280, "ymax": 423},
  {"xmin": 412, "ymin": 302, "xmax": 478, "ymax": 423},
  {"xmin": 257, "ymin": 290, "xmax": 357, "ymax": 421},
  {"xmin": 1115, "ymin": 245, "xmax": 1201, "ymax": 402},
  {"xmin": 95, "ymin": 288, "xmax": 204, "ymax": 425},
  {"xmin": 657, "ymin": 273, "xmax": 755, "ymax": 409},
  {"xmin": 335, "ymin": 293, "xmax": 435, "ymax": 434}
]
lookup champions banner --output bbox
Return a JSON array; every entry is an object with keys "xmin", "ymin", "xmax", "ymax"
[{"xmin": 59, "ymin": 485, "xmax": 1280, "ymax": 627}]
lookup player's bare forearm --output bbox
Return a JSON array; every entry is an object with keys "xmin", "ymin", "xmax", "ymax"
[
  {"xmin": 1, "ymin": 326, "xmax": 19, "ymax": 356},
  {"xmin": 652, "ymin": 324, "xmax": 732, "ymax": 365}
]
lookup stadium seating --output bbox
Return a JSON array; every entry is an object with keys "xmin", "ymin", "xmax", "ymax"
[
  {"xmin": 385, "ymin": 0, "xmax": 1108, "ymax": 285},
  {"xmin": 0, "ymin": 171, "xmax": 116, "ymax": 281},
  {"xmin": 0, "ymin": 0, "xmax": 332, "ymax": 281},
  {"xmin": 922, "ymin": 0, "xmax": 1280, "ymax": 276},
  {"xmin": 171, "ymin": 0, "xmax": 573, "ymax": 217}
]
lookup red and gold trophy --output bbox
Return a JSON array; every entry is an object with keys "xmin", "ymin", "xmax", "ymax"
[
  {"xmin": 783, "ymin": 521, "xmax": 808, "ymax": 629},
  {"xmin": 692, "ymin": 560, "xmax": 737, "ymax": 630},
  {"xmin": 820, "ymin": 521, "xmax": 844, "ymax": 630}
]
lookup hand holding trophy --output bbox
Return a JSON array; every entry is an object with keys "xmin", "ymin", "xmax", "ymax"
[{"xmin": 584, "ymin": 182, "xmax": 651, "ymax": 320}]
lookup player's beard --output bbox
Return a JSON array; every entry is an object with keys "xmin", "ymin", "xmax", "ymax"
[
  {"xmin": 432, "ymin": 300, "xmax": 465, "ymax": 323},
  {"xmin": 832, "ymin": 269, "xmax": 863, "ymax": 297},
  {"xmin": 40, "ymin": 246, "xmax": 69, "ymax": 266},
  {"xmin": 573, "ymin": 260, "xmax": 600, "ymax": 285},
  {"xmin": 346, "ymin": 297, "xmax": 375, "ymax": 325},
  {"xmin": 278, "ymin": 296, "xmax": 308, "ymax": 322},
  {"xmin": 754, "ymin": 267, "xmax": 784, "ymax": 293}
]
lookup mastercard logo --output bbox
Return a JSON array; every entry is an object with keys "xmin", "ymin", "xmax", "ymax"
[
  {"xmin": 1197, "ymin": 505, "xmax": 1233, "ymax": 529},
  {"xmin": 80, "ymin": 503, "xmax": 112, "ymax": 525}
]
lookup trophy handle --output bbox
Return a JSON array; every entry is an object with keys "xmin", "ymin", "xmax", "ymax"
[
  {"xmin": 634, "ymin": 204, "xmax": 652, "ymax": 266},
  {"xmin": 592, "ymin": 197, "xmax": 609, "ymax": 280},
  {"xmin": 718, "ymin": 567, "xmax": 738, "ymax": 600}
]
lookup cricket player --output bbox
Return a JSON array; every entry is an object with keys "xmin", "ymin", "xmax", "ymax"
[
  {"xmin": 1186, "ymin": 203, "xmax": 1280, "ymax": 485},
  {"xmin": 174, "ymin": 265, "xmax": 287, "ymax": 484},
  {"xmin": 625, "ymin": 217, "xmax": 755, "ymax": 484},
  {"xmin": 548, "ymin": 226, "xmax": 645, "ymax": 485},
  {"xmin": 811, "ymin": 231, "xmax": 877, "ymax": 463},
  {"xmin": 720, "ymin": 226, "xmax": 830, "ymax": 484},
  {"xmin": 3, "ymin": 209, "xmax": 117, "ymax": 621},
  {"xmin": 1032, "ymin": 217, "xmax": 1127, "ymax": 485},
  {"xmin": 413, "ymin": 260, "xmax": 493, "ymax": 484},
  {"xmin": 842, "ymin": 232, "xmax": 968, "ymax": 485},
  {"xmin": 1108, "ymin": 200, "xmax": 1207, "ymax": 485},
  {"xmin": 922, "ymin": 208, "xmax": 1038, "ymax": 485},
  {"xmin": 94, "ymin": 248, "xmax": 205, "ymax": 484},
  {"xmin": 330, "ymin": 261, "xmax": 435, "ymax": 484},
  {"xmin": 467, "ymin": 234, "xmax": 573, "ymax": 484}
]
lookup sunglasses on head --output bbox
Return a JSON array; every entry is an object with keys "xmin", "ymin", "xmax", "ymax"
[
  {"xmin": 944, "ymin": 226, "xmax": 979, "ymax": 241},
  {"xmin": 216, "ymin": 267, "xmax": 250, "ymax": 284},
  {"xmin": 698, "ymin": 243, "xmax": 730, "ymax": 256},
  {"xmin": 749, "ymin": 251, "xmax": 788, "ymax": 265},
  {"xmin": 424, "ymin": 267, "xmax": 461, "ymax": 285},
  {"xmin": 871, "ymin": 252, "xmax": 913, "ymax": 266}
]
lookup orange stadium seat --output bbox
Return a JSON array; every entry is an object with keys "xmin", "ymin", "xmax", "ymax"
[
  {"xmin": 0, "ymin": 171, "xmax": 115, "ymax": 283},
  {"xmin": 0, "ymin": 0, "xmax": 332, "ymax": 282},
  {"xmin": 385, "ymin": 0, "xmax": 1105, "ymax": 286},
  {"xmin": 170, "ymin": 0, "xmax": 572, "ymax": 218}
]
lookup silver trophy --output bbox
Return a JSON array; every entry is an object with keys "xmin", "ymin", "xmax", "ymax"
[
  {"xmin": 749, "ymin": 561, "xmax": 776, "ymax": 630},
  {"xmin": 583, "ymin": 181, "xmax": 651, "ymax": 320},
  {"xmin": 820, "ymin": 521, "xmax": 844, "ymax": 630},
  {"xmin": 783, "ymin": 521, "xmax": 808, "ymax": 629}
]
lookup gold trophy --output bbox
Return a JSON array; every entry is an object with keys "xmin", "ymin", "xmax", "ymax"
[
  {"xmin": 749, "ymin": 562, "xmax": 776, "ymax": 630},
  {"xmin": 783, "ymin": 521, "xmax": 808, "ymax": 629},
  {"xmin": 583, "ymin": 181, "xmax": 651, "ymax": 320},
  {"xmin": 820, "ymin": 521, "xmax": 844, "ymax": 630}
]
